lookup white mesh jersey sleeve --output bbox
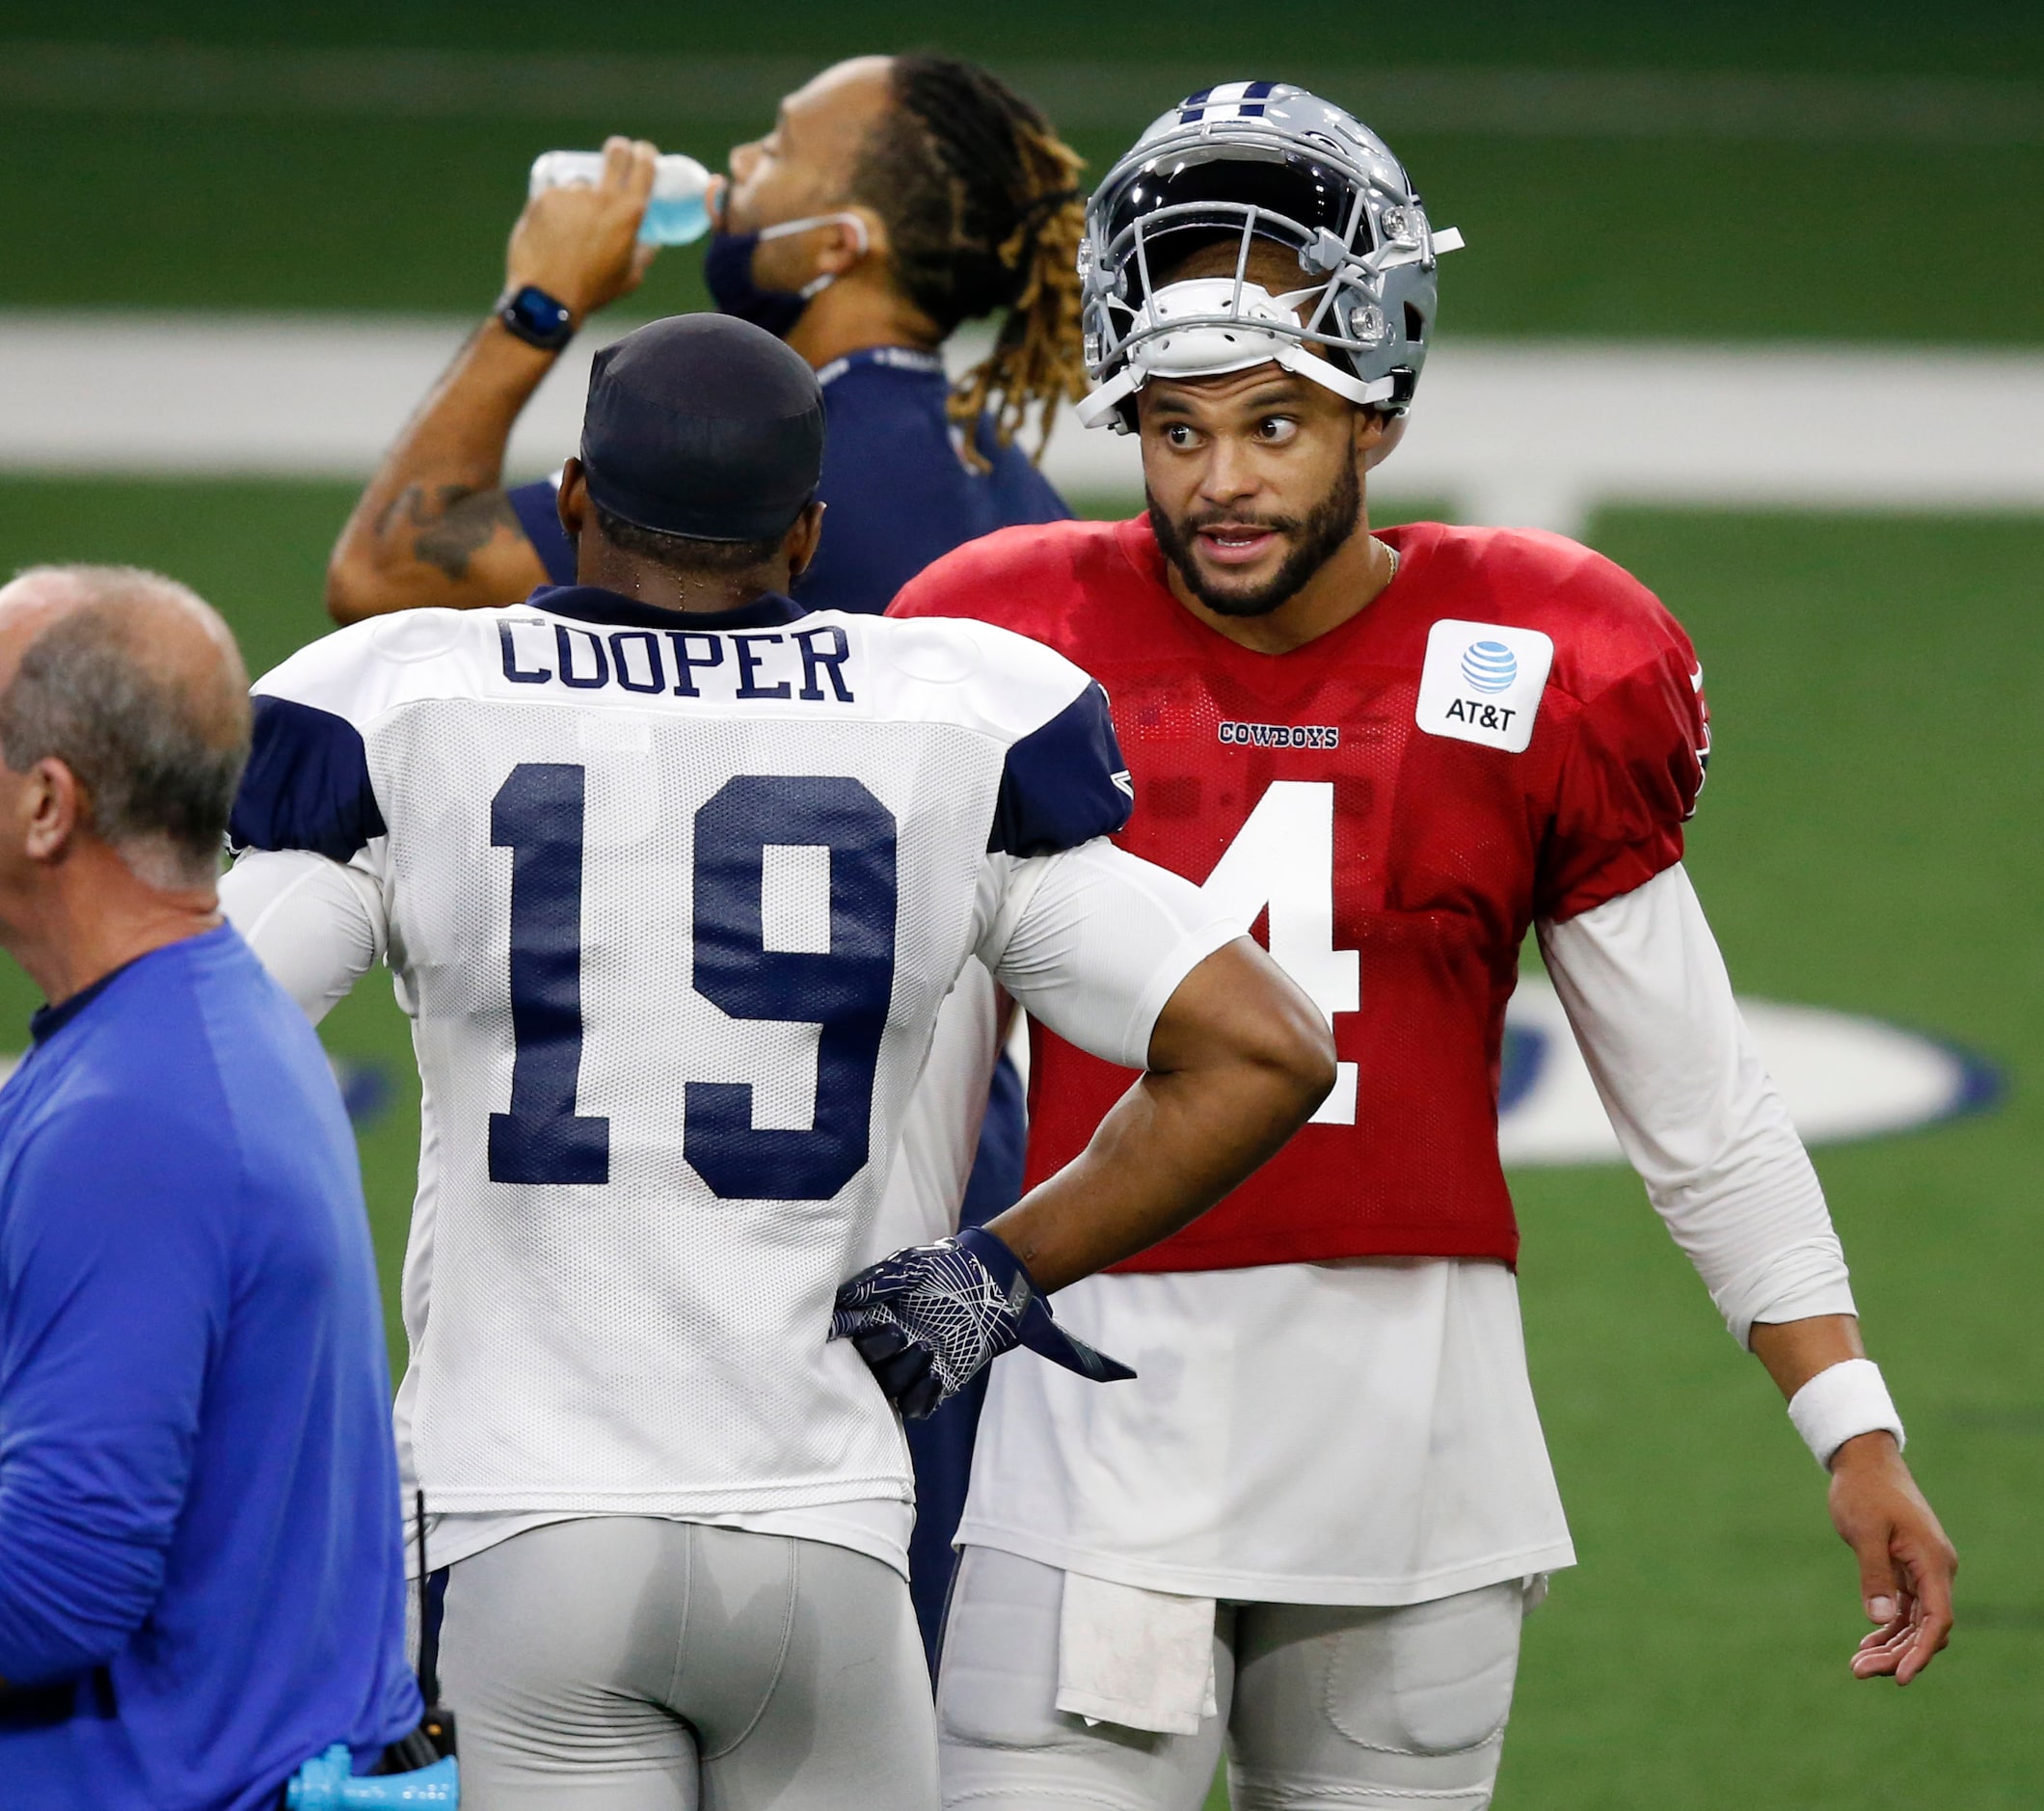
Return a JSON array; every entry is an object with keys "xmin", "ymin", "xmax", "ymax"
[
  {"xmin": 222, "ymin": 598, "xmax": 1152, "ymax": 1523},
  {"xmin": 220, "ymin": 847, "xmax": 388, "ymax": 1024},
  {"xmin": 1536, "ymin": 862, "xmax": 1856, "ymax": 1348},
  {"xmin": 864, "ymin": 959, "xmax": 1000, "ymax": 1261},
  {"xmin": 975, "ymin": 840, "xmax": 1243, "ymax": 1071}
]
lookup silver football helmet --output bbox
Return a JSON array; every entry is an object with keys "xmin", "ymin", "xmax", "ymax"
[{"xmin": 1077, "ymin": 82, "xmax": 1463, "ymax": 433}]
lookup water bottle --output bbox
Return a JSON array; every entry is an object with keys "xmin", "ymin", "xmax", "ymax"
[
  {"xmin": 526, "ymin": 150, "xmax": 715, "ymax": 247},
  {"xmin": 285, "ymin": 1743, "xmax": 458, "ymax": 1807}
]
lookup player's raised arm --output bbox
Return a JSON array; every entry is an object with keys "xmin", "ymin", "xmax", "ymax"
[
  {"xmin": 833, "ymin": 835, "xmax": 1334, "ymax": 1420},
  {"xmin": 325, "ymin": 137, "xmax": 659, "ymax": 625}
]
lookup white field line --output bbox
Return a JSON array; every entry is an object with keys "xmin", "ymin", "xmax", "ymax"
[
  {"xmin": 5, "ymin": 312, "xmax": 2043, "ymax": 535},
  {"xmin": 3, "ymin": 42, "xmax": 2043, "ymax": 143}
]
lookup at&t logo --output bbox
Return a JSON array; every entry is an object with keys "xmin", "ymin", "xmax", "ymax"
[{"xmin": 1460, "ymin": 640, "xmax": 1518, "ymax": 693}]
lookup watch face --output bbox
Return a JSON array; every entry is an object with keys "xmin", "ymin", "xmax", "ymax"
[{"xmin": 505, "ymin": 285, "xmax": 573, "ymax": 346}]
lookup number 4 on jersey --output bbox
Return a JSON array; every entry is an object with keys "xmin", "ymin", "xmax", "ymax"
[{"xmin": 1198, "ymin": 781, "xmax": 1358, "ymax": 1124}]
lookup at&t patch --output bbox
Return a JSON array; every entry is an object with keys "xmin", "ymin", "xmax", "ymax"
[{"xmin": 1414, "ymin": 619, "xmax": 1555, "ymax": 753}]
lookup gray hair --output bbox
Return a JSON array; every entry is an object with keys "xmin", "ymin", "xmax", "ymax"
[{"xmin": 0, "ymin": 565, "xmax": 251, "ymax": 888}]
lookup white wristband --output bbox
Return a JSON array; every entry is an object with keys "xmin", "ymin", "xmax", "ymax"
[{"xmin": 1787, "ymin": 1358, "xmax": 1904, "ymax": 1469}]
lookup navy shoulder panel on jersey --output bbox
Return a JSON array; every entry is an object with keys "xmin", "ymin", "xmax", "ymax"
[
  {"xmin": 229, "ymin": 695, "xmax": 387, "ymax": 861},
  {"xmin": 509, "ymin": 478, "xmax": 577, "ymax": 585},
  {"xmin": 987, "ymin": 681, "xmax": 1132, "ymax": 857}
]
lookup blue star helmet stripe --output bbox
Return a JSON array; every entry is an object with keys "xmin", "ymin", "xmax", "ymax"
[{"xmin": 1178, "ymin": 80, "xmax": 1278, "ymax": 124}]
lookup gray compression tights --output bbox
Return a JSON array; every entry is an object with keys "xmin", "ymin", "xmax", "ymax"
[
  {"xmin": 439, "ymin": 1518, "xmax": 938, "ymax": 1811},
  {"xmin": 937, "ymin": 1547, "xmax": 1524, "ymax": 1811}
]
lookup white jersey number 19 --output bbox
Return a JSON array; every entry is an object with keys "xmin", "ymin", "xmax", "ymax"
[
  {"xmin": 1198, "ymin": 780, "xmax": 1358, "ymax": 1124},
  {"xmin": 487, "ymin": 762, "xmax": 900, "ymax": 1200}
]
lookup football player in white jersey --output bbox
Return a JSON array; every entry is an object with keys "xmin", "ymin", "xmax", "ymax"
[{"xmin": 216, "ymin": 313, "xmax": 1334, "ymax": 1811}]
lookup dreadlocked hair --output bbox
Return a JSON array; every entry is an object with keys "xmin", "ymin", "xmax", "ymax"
[{"xmin": 849, "ymin": 55, "xmax": 1088, "ymax": 466}]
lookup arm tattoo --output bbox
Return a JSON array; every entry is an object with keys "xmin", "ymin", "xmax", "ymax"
[{"xmin": 376, "ymin": 483, "xmax": 523, "ymax": 581}]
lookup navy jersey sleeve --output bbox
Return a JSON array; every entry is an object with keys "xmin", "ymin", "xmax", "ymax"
[
  {"xmin": 0, "ymin": 1100, "xmax": 229, "ymax": 1684},
  {"xmin": 508, "ymin": 478, "xmax": 577, "ymax": 585},
  {"xmin": 987, "ymin": 681, "xmax": 1134, "ymax": 857},
  {"xmin": 229, "ymin": 694, "xmax": 386, "ymax": 862}
]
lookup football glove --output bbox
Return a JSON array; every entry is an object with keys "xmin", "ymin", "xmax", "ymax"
[{"xmin": 830, "ymin": 1225, "xmax": 1135, "ymax": 1420}]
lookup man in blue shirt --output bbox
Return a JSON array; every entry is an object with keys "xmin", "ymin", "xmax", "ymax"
[
  {"xmin": 320, "ymin": 53, "xmax": 1089, "ymax": 1662},
  {"xmin": 0, "ymin": 565, "xmax": 421, "ymax": 1809}
]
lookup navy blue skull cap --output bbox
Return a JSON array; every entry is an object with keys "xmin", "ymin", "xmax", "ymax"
[{"xmin": 578, "ymin": 313, "xmax": 825, "ymax": 542}]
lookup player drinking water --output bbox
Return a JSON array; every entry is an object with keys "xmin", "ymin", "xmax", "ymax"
[
  {"xmin": 324, "ymin": 56, "xmax": 1086, "ymax": 625},
  {"xmin": 892, "ymin": 83, "xmax": 1956, "ymax": 1811}
]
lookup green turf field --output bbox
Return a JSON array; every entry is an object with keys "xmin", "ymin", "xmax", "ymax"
[
  {"xmin": 23, "ymin": 0, "xmax": 2044, "ymax": 74},
  {"xmin": 0, "ymin": 478, "xmax": 2035, "ymax": 1803},
  {"xmin": 8, "ymin": 3, "xmax": 2044, "ymax": 342}
]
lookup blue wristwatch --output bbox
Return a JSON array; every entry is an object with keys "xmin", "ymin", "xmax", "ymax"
[{"xmin": 498, "ymin": 284, "xmax": 576, "ymax": 351}]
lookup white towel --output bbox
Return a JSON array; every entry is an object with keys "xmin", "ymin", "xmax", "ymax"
[{"xmin": 1055, "ymin": 1571, "xmax": 1218, "ymax": 1736}]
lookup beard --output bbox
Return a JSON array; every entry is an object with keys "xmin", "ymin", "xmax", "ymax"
[{"xmin": 1146, "ymin": 456, "xmax": 1362, "ymax": 618}]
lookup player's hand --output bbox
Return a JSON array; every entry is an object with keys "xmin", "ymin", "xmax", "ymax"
[
  {"xmin": 504, "ymin": 135, "xmax": 659, "ymax": 323},
  {"xmin": 1827, "ymin": 1432, "xmax": 1956, "ymax": 1685},
  {"xmin": 830, "ymin": 1226, "xmax": 1133, "ymax": 1420}
]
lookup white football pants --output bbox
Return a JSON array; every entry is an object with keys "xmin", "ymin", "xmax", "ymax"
[
  {"xmin": 439, "ymin": 1517, "xmax": 938, "ymax": 1810},
  {"xmin": 937, "ymin": 1547, "xmax": 1523, "ymax": 1811}
]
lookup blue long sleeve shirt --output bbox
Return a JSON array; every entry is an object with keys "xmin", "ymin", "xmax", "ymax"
[{"xmin": 0, "ymin": 926, "xmax": 419, "ymax": 1809}]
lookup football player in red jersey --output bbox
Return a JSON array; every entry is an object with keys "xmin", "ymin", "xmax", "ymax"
[{"xmin": 891, "ymin": 84, "xmax": 1956, "ymax": 1811}]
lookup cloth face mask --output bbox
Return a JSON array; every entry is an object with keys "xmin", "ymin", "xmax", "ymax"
[{"xmin": 703, "ymin": 212, "xmax": 871, "ymax": 338}]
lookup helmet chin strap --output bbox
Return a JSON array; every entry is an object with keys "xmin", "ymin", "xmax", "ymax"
[{"xmin": 1077, "ymin": 278, "xmax": 1398, "ymax": 431}]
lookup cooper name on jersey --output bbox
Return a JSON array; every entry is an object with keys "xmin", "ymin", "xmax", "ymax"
[
  {"xmin": 498, "ymin": 614, "xmax": 861, "ymax": 708},
  {"xmin": 1413, "ymin": 619, "xmax": 1556, "ymax": 755}
]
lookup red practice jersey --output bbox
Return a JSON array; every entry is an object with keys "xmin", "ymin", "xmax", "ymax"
[{"xmin": 891, "ymin": 517, "xmax": 1709, "ymax": 1271}]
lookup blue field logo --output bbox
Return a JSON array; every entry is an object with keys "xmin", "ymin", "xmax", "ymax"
[{"xmin": 1461, "ymin": 640, "xmax": 1519, "ymax": 694}]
